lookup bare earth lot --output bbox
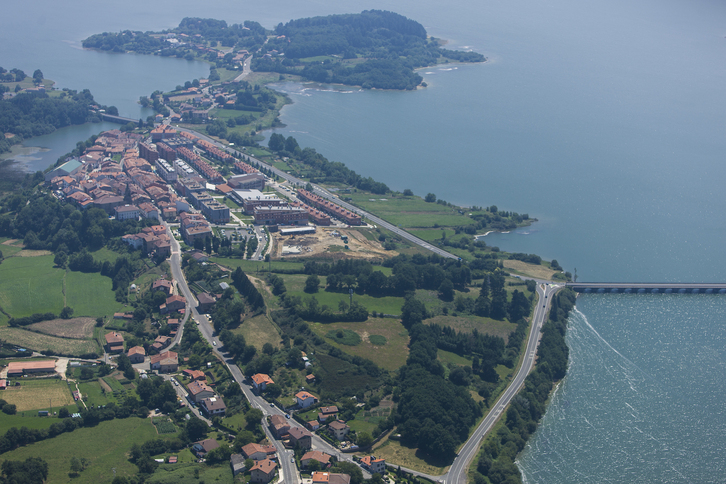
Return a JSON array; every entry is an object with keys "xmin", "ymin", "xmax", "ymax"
[
  {"xmin": 274, "ymin": 228, "xmax": 392, "ymax": 260},
  {"xmin": 25, "ymin": 317, "xmax": 96, "ymax": 339}
]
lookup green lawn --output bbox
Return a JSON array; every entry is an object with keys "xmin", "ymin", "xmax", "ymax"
[
  {"xmin": 0, "ymin": 255, "xmax": 64, "ymax": 320},
  {"xmin": 88, "ymin": 247, "xmax": 121, "ymax": 263},
  {"xmin": 0, "ymin": 417, "xmax": 169, "ymax": 484},
  {"xmin": 65, "ymin": 270, "xmax": 124, "ymax": 319}
]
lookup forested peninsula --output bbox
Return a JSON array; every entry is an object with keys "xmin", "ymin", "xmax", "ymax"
[
  {"xmin": 0, "ymin": 68, "xmax": 115, "ymax": 154},
  {"xmin": 82, "ymin": 11, "xmax": 485, "ymax": 90}
]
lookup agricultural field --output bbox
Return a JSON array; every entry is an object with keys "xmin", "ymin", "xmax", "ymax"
[
  {"xmin": 0, "ymin": 327, "xmax": 99, "ymax": 356},
  {"xmin": 211, "ymin": 257, "xmax": 305, "ymax": 273},
  {"xmin": 309, "ymin": 318, "xmax": 409, "ymax": 371},
  {"xmin": 0, "ymin": 255, "xmax": 65, "ymax": 320},
  {"xmin": 25, "ymin": 317, "xmax": 96, "ymax": 339},
  {"xmin": 152, "ymin": 417, "xmax": 178, "ymax": 434},
  {"xmin": 348, "ymin": 405, "xmax": 392, "ymax": 435},
  {"xmin": 77, "ymin": 381, "xmax": 118, "ymax": 407},
  {"xmin": 503, "ymin": 259, "xmax": 558, "ymax": 280},
  {"xmin": 0, "ymin": 417, "xmax": 166, "ymax": 484},
  {"xmin": 373, "ymin": 438, "xmax": 450, "ymax": 476},
  {"xmin": 1, "ymin": 379, "xmax": 74, "ymax": 411}
]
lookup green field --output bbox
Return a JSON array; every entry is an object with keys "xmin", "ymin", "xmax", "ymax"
[
  {"xmin": 286, "ymin": 287, "xmax": 404, "ymax": 316},
  {"xmin": 77, "ymin": 381, "xmax": 117, "ymax": 407},
  {"xmin": 0, "ymin": 327, "xmax": 99, "ymax": 356},
  {"xmin": 65, "ymin": 270, "xmax": 124, "ymax": 319},
  {"xmin": 309, "ymin": 318, "xmax": 409, "ymax": 371},
  {"xmin": 147, "ymin": 462, "xmax": 233, "ymax": 484},
  {"xmin": 345, "ymin": 193, "xmax": 477, "ymax": 229},
  {"xmin": 0, "ymin": 417, "xmax": 169, "ymax": 484},
  {"xmin": 0, "ymin": 412, "xmax": 66, "ymax": 434},
  {"xmin": 211, "ymin": 257, "xmax": 305, "ymax": 273},
  {"xmin": 0, "ymin": 255, "xmax": 65, "ymax": 320}
]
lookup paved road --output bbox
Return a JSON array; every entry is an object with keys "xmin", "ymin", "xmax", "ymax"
[{"xmin": 443, "ymin": 283, "xmax": 562, "ymax": 484}]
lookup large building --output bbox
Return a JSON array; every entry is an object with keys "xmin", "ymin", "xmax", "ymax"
[
  {"xmin": 253, "ymin": 205, "xmax": 308, "ymax": 226},
  {"xmin": 228, "ymin": 173, "xmax": 266, "ymax": 191},
  {"xmin": 6, "ymin": 360, "xmax": 56, "ymax": 377},
  {"xmin": 297, "ymin": 189, "xmax": 362, "ymax": 226},
  {"xmin": 179, "ymin": 212, "xmax": 212, "ymax": 244},
  {"xmin": 155, "ymin": 158, "xmax": 177, "ymax": 182},
  {"xmin": 229, "ymin": 189, "xmax": 282, "ymax": 214}
]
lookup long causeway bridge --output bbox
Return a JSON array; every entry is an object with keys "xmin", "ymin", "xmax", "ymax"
[{"xmin": 566, "ymin": 282, "xmax": 726, "ymax": 293}]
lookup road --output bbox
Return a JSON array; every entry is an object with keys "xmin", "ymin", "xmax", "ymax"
[
  {"xmin": 443, "ymin": 283, "xmax": 562, "ymax": 484},
  {"xmin": 162, "ymin": 221, "xmax": 367, "ymax": 483}
]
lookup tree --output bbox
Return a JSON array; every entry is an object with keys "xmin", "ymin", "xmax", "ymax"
[
  {"xmin": 304, "ymin": 274, "xmax": 320, "ymax": 293},
  {"xmin": 185, "ymin": 417, "xmax": 209, "ymax": 441},
  {"xmin": 356, "ymin": 431, "xmax": 373, "ymax": 448},
  {"xmin": 60, "ymin": 306, "xmax": 74, "ymax": 319},
  {"xmin": 54, "ymin": 251, "xmax": 68, "ymax": 268},
  {"xmin": 403, "ymin": 188, "xmax": 414, "ymax": 196},
  {"xmin": 425, "ymin": 193, "xmax": 437, "ymax": 203},
  {"xmin": 438, "ymin": 279, "xmax": 454, "ymax": 301},
  {"xmin": 33, "ymin": 69, "xmax": 44, "ymax": 81},
  {"xmin": 268, "ymin": 133, "xmax": 285, "ymax": 152}
]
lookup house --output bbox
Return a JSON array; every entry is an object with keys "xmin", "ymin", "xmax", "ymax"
[
  {"xmin": 149, "ymin": 350, "xmax": 178, "ymax": 373},
  {"xmin": 197, "ymin": 292, "xmax": 216, "ymax": 312},
  {"xmin": 151, "ymin": 335, "xmax": 171, "ymax": 351},
  {"xmin": 311, "ymin": 472, "xmax": 351, "ymax": 484},
  {"xmin": 183, "ymin": 369, "xmax": 206, "ymax": 381},
  {"xmin": 295, "ymin": 391, "xmax": 317, "ymax": 409},
  {"xmin": 307, "ymin": 420, "xmax": 320, "ymax": 431},
  {"xmin": 318, "ymin": 406, "xmax": 338, "ymax": 422},
  {"xmin": 105, "ymin": 332, "xmax": 124, "ymax": 353},
  {"xmin": 0, "ymin": 380, "xmax": 6, "ymax": 390},
  {"xmin": 328, "ymin": 420, "xmax": 350, "ymax": 441},
  {"xmin": 192, "ymin": 438, "xmax": 219, "ymax": 457},
  {"xmin": 251, "ymin": 373, "xmax": 274, "ymax": 392},
  {"xmin": 127, "ymin": 346, "xmax": 146, "ymax": 363},
  {"xmin": 152, "ymin": 278, "xmax": 173, "ymax": 295},
  {"xmin": 360, "ymin": 456, "xmax": 386, "ymax": 475},
  {"xmin": 301, "ymin": 450, "xmax": 331, "ymax": 469},
  {"xmin": 240, "ymin": 443, "xmax": 277, "ymax": 461},
  {"xmin": 287, "ymin": 427, "xmax": 312, "ymax": 450},
  {"xmin": 269, "ymin": 414, "xmax": 290, "ymax": 438},
  {"xmin": 305, "ymin": 374, "xmax": 316, "ymax": 384},
  {"xmin": 230, "ymin": 454, "xmax": 246, "ymax": 476},
  {"xmin": 250, "ymin": 458, "xmax": 277, "ymax": 483},
  {"xmin": 160, "ymin": 295, "xmax": 186, "ymax": 314},
  {"xmin": 200, "ymin": 397, "xmax": 227, "ymax": 416},
  {"xmin": 187, "ymin": 380, "xmax": 214, "ymax": 402}
]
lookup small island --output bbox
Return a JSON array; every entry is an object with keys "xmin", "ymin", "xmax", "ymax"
[{"xmin": 82, "ymin": 10, "xmax": 486, "ymax": 90}]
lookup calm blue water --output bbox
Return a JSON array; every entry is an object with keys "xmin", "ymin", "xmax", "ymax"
[{"xmin": 3, "ymin": 0, "xmax": 726, "ymax": 481}]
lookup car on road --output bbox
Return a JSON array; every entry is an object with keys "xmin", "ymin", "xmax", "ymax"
[
  {"xmin": 291, "ymin": 458, "xmax": 295, "ymax": 463},
  {"xmin": 213, "ymin": 341, "xmax": 217, "ymax": 346},
  {"xmin": 285, "ymin": 414, "xmax": 290, "ymax": 419}
]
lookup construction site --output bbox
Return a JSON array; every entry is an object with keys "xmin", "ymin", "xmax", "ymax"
[{"xmin": 271, "ymin": 227, "xmax": 393, "ymax": 261}]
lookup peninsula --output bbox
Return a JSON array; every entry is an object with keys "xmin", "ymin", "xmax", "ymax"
[{"xmin": 82, "ymin": 10, "xmax": 486, "ymax": 90}]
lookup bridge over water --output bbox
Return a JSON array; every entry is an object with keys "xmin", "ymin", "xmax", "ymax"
[{"xmin": 566, "ymin": 282, "xmax": 726, "ymax": 294}]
